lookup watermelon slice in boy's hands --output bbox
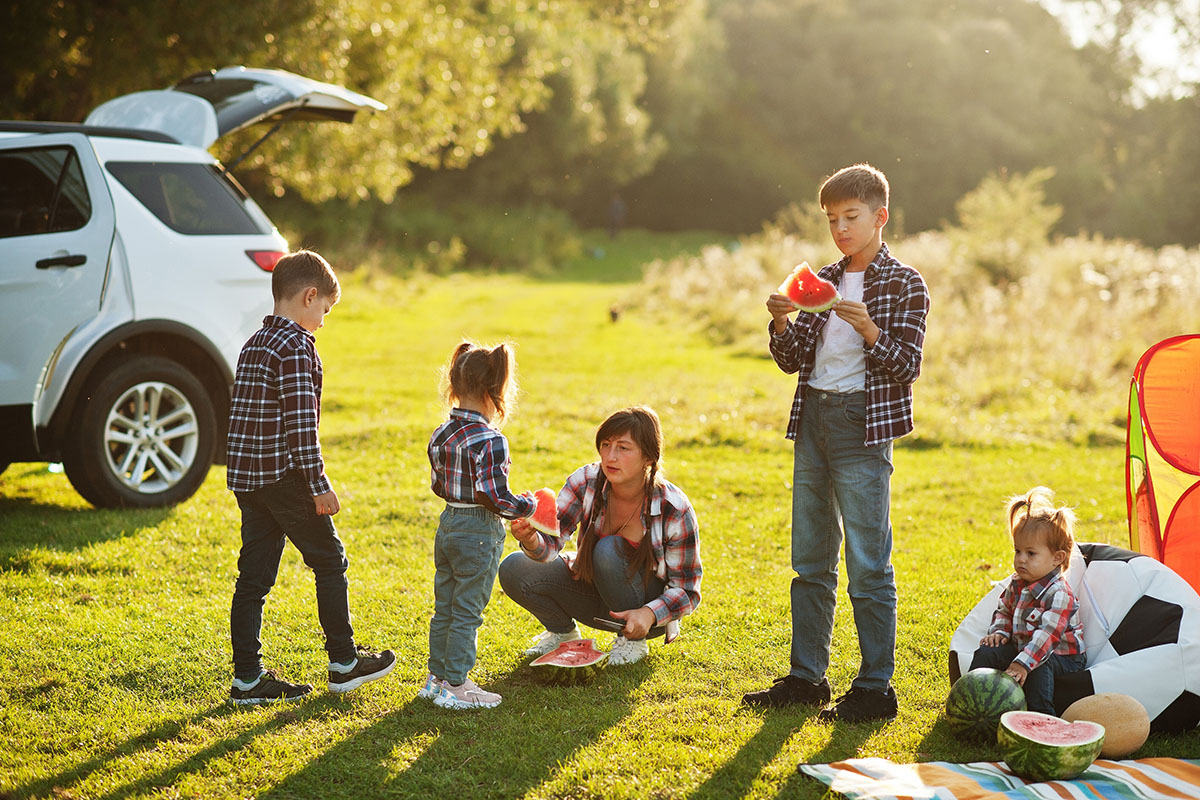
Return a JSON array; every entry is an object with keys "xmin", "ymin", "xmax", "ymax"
[
  {"xmin": 778, "ymin": 261, "xmax": 841, "ymax": 313},
  {"xmin": 528, "ymin": 487, "xmax": 560, "ymax": 536}
]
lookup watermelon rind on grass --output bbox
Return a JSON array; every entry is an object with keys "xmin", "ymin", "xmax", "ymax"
[
  {"xmin": 998, "ymin": 710, "xmax": 1105, "ymax": 782},
  {"xmin": 945, "ymin": 668, "xmax": 1027, "ymax": 742},
  {"xmin": 529, "ymin": 639, "xmax": 608, "ymax": 686}
]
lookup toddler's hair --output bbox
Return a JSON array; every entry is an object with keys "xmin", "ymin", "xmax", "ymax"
[
  {"xmin": 819, "ymin": 163, "xmax": 889, "ymax": 211},
  {"xmin": 1006, "ymin": 486, "xmax": 1077, "ymax": 555},
  {"xmin": 272, "ymin": 249, "xmax": 340, "ymax": 303},
  {"xmin": 442, "ymin": 340, "xmax": 518, "ymax": 425}
]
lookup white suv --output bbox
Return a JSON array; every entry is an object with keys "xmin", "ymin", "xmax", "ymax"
[{"xmin": 0, "ymin": 67, "xmax": 384, "ymax": 507}]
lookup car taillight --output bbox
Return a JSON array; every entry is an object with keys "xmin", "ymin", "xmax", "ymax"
[{"xmin": 246, "ymin": 250, "xmax": 286, "ymax": 271}]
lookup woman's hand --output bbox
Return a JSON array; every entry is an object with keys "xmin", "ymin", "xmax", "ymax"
[
  {"xmin": 510, "ymin": 517, "xmax": 538, "ymax": 547},
  {"xmin": 608, "ymin": 606, "xmax": 657, "ymax": 640}
]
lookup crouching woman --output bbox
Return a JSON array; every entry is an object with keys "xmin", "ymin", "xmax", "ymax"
[{"xmin": 499, "ymin": 406, "xmax": 702, "ymax": 665}]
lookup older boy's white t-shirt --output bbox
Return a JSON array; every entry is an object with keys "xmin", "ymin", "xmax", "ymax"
[{"xmin": 808, "ymin": 269, "xmax": 866, "ymax": 392}]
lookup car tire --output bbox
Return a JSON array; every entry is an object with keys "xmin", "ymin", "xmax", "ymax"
[{"xmin": 64, "ymin": 356, "xmax": 216, "ymax": 508}]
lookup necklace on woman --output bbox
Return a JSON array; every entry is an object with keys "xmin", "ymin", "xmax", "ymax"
[{"xmin": 606, "ymin": 492, "xmax": 644, "ymax": 536}]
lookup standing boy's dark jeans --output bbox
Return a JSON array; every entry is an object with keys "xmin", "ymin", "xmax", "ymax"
[
  {"xmin": 231, "ymin": 471, "xmax": 355, "ymax": 681},
  {"xmin": 970, "ymin": 642, "xmax": 1087, "ymax": 715}
]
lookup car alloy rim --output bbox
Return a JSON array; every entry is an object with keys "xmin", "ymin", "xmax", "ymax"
[{"xmin": 103, "ymin": 381, "xmax": 199, "ymax": 493}]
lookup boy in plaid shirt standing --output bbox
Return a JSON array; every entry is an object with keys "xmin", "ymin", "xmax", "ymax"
[
  {"xmin": 226, "ymin": 250, "xmax": 394, "ymax": 705},
  {"xmin": 744, "ymin": 164, "xmax": 929, "ymax": 722}
]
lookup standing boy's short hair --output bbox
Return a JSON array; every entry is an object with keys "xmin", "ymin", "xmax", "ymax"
[
  {"xmin": 819, "ymin": 163, "xmax": 890, "ymax": 211},
  {"xmin": 272, "ymin": 249, "xmax": 340, "ymax": 303}
]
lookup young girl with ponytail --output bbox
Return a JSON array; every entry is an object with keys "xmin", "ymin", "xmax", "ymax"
[
  {"xmin": 500, "ymin": 406, "xmax": 703, "ymax": 666},
  {"xmin": 423, "ymin": 340, "xmax": 536, "ymax": 709},
  {"xmin": 970, "ymin": 486, "xmax": 1087, "ymax": 714}
]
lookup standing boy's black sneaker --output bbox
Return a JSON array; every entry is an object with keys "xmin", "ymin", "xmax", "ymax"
[
  {"xmin": 328, "ymin": 646, "xmax": 397, "ymax": 694},
  {"xmin": 741, "ymin": 675, "xmax": 831, "ymax": 708},
  {"xmin": 228, "ymin": 669, "xmax": 313, "ymax": 706},
  {"xmin": 818, "ymin": 684, "xmax": 899, "ymax": 722}
]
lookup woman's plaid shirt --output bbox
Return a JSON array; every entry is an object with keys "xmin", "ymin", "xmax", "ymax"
[
  {"xmin": 768, "ymin": 243, "xmax": 929, "ymax": 446},
  {"xmin": 226, "ymin": 316, "xmax": 331, "ymax": 496},
  {"xmin": 518, "ymin": 463, "xmax": 702, "ymax": 628},
  {"xmin": 988, "ymin": 567, "xmax": 1086, "ymax": 671}
]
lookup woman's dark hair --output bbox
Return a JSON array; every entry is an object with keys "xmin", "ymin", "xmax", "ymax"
[
  {"xmin": 572, "ymin": 406, "xmax": 663, "ymax": 586},
  {"xmin": 442, "ymin": 340, "xmax": 518, "ymax": 426}
]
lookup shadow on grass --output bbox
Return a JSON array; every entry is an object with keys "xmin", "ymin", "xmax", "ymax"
[
  {"xmin": 0, "ymin": 494, "xmax": 170, "ymax": 566},
  {"xmin": 688, "ymin": 710, "xmax": 876, "ymax": 800},
  {"xmin": 6, "ymin": 698, "xmax": 343, "ymax": 800},
  {"xmin": 256, "ymin": 662, "xmax": 651, "ymax": 799}
]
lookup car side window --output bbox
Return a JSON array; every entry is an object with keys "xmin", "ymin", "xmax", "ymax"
[
  {"xmin": 0, "ymin": 146, "xmax": 92, "ymax": 239},
  {"xmin": 106, "ymin": 161, "xmax": 272, "ymax": 235}
]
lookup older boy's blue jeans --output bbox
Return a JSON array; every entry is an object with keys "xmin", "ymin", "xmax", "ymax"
[
  {"xmin": 428, "ymin": 506, "xmax": 507, "ymax": 685},
  {"xmin": 790, "ymin": 389, "xmax": 897, "ymax": 692},
  {"xmin": 498, "ymin": 534, "xmax": 667, "ymax": 639},
  {"xmin": 231, "ymin": 471, "xmax": 356, "ymax": 682},
  {"xmin": 970, "ymin": 643, "xmax": 1087, "ymax": 714}
]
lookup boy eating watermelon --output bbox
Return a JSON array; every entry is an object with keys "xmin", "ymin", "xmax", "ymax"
[{"xmin": 743, "ymin": 163, "xmax": 929, "ymax": 722}]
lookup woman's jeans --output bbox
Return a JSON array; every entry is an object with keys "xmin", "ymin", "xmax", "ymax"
[
  {"xmin": 231, "ymin": 471, "xmax": 355, "ymax": 682},
  {"xmin": 790, "ymin": 389, "xmax": 897, "ymax": 692},
  {"xmin": 498, "ymin": 534, "xmax": 666, "ymax": 640},
  {"xmin": 971, "ymin": 643, "xmax": 1087, "ymax": 714},
  {"xmin": 428, "ymin": 506, "xmax": 506, "ymax": 685}
]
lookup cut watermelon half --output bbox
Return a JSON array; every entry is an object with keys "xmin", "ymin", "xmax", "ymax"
[
  {"xmin": 528, "ymin": 487, "xmax": 559, "ymax": 536},
  {"xmin": 998, "ymin": 710, "xmax": 1105, "ymax": 782},
  {"xmin": 529, "ymin": 638, "xmax": 608, "ymax": 685},
  {"xmin": 778, "ymin": 261, "xmax": 841, "ymax": 313}
]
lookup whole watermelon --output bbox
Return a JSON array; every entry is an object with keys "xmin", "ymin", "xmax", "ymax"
[
  {"xmin": 999, "ymin": 710, "xmax": 1105, "ymax": 781},
  {"xmin": 945, "ymin": 668, "xmax": 1027, "ymax": 741},
  {"xmin": 530, "ymin": 639, "xmax": 607, "ymax": 685}
]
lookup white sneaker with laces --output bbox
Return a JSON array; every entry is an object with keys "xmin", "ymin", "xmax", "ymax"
[
  {"xmin": 434, "ymin": 677, "xmax": 502, "ymax": 710},
  {"xmin": 523, "ymin": 626, "xmax": 582, "ymax": 657},
  {"xmin": 608, "ymin": 635, "xmax": 650, "ymax": 665},
  {"xmin": 417, "ymin": 673, "xmax": 442, "ymax": 700}
]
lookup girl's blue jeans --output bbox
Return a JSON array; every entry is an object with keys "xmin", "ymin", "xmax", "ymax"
[
  {"xmin": 970, "ymin": 642, "xmax": 1087, "ymax": 714},
  {"xmin": 498, "ymin": 534, "xmax": 666, "ymax": 640},
  {"xmin": 790, "ymin": 388, "xmax": 897, "ymax": 692},
  {"xmin": 428, "ymin": 505, "xmax": 507, "ymax": 685}
]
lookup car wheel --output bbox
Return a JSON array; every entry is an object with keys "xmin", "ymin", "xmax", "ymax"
[{"xmin": 64, "ymin": 356, "xmax": 216, "ymax": 508}]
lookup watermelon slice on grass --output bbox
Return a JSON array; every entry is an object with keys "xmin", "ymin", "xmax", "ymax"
[
  {"xmin": 529, "ymin": 639, "xmax": 608, "ymax": 685},
  {"xmin": 998, "ymin": 710, "xmax": 1105, "ymax": 782},
  {"xmin": 778, "ymin": 262, "xmax": 841, "ymax": 313},
  {"xmin": 528, "ymin": 487, "xmax": 559, "ymax": 536}
]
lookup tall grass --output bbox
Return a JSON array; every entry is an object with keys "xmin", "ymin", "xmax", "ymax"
[{"xmin": 631, "ymin": 217, "xmax": 1200, "ymax": 447}]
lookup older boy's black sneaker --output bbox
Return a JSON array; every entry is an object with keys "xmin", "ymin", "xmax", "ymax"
[
  {"xmin": 228, "ymin": 669, "xmax": 312, "ymax": 706},
  {"xmin": 328, "ymin": 646, "xmax": 396, "ymax": 694},
  {"xmin": 818, "ymin": 685, "xmax": 898, "ymax": 722},
  {"xmin": 742, "ymin": 675, "xmax": 831, "ymax": 708}
]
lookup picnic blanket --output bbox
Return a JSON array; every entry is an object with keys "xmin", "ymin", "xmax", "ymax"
[{"xmin": 799, "ymin": 757, "xmax": 1200, "ymax": 799}]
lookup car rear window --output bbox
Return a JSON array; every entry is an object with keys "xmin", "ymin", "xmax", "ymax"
[
  {"xmin": 0, "ymin": 146, "xmax": 91, "ymax": 238},
  {"xmin": 106, "ymin": 161, "xmax": 272, "ymax": 235}
]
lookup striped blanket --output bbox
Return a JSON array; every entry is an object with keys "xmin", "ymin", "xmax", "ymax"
[{"xmin": 799, "ymin": 758, "xmax": 1200, "ymax": 799}]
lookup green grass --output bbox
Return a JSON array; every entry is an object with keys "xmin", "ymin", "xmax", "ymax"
[{"xmin": 2, "ymin": 231, "xmax": 1197, "ymax": 800}]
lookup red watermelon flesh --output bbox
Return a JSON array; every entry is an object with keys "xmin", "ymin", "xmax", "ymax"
[
  {"xmin": 778, "ymin": 262, "xmax": 841, "ymax": 313},
  {"xmin": 528, "ymin": 487, "xmax": 559, "ymax": 536},
  {"xmin": 530, "ymin": 638, "xmax": 608, "ymax": 684}
]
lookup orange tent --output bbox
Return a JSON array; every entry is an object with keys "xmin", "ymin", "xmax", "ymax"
[{"xmin": 1126, "ymin": 334, "xmax": 1200, "ymax": 595}]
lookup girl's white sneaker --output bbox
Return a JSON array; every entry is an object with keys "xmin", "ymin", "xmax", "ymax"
[
  {"xmin": 417, "ymin": 673, "xmax": 441, "ymax": 700},
  {"xmin": 434, "ymin": 677, "xmax": 501, "ymax": 710},
  {"xmin": 608, "ymin": 635, "xmax": 649, "ymax": 665}
]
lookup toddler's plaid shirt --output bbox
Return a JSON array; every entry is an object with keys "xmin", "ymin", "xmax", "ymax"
[
  {"xmin": 988, "ymin": 566, "xmax": 1086, "ymax": 671},
  {"xmin": 427, "ymin": 408, "xmax": 535, "ymax": 519}
]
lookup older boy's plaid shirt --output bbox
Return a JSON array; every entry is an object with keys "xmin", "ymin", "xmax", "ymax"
[
  {"xmin": 987, "ymin": 567, "xmax": 1086, "ymax": 672},
  {"xmin": 427, "ymin": 408, "xmax": 536, "ymax": 519},
  {"xmin": 226, "ymin": 316, "xmax": 331, "ymax": 496},
  {"xmin": 768, "ymin": 243, "xmax": 929, "ymax": 446},
  {"xmin": 518, "ymin": 463, "xmax": 702, "ymax": 631}
]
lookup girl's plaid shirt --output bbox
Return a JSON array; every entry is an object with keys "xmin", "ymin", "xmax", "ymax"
[
  {"xmin": 227, "ymin": 316, "xmax": 331, "ymax": 496},
  {"xmin": 987, "ymin": 567, "xmax": 1086, "ymax": 671},
  {"xmin": 768, "ymin": 243, "xmax": 929, "ymax": 446},
  {"xmin": 427, "ymin": 408, "xmax": 536, "ymax": 519},
  {"xmin": 518, "ymin": 463, "xmax": 702, "ymax": 630}
]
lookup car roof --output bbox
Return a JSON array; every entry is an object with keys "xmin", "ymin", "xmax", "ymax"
[{"xmin": 0, "ymin": 121, "xmax": 180, "ymax": 144}]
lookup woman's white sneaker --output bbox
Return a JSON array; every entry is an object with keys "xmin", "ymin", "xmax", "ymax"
[
  {"xmin": 434, "ymin": 677, "xmax": 501, "ymax": 710},
  {"xmin": 608, "ymin": 635, "xmax": 649, "ymax": 665},
  {"xmin": 523, "ymin": 626, "xmax": 582, "ymax": 657}
]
